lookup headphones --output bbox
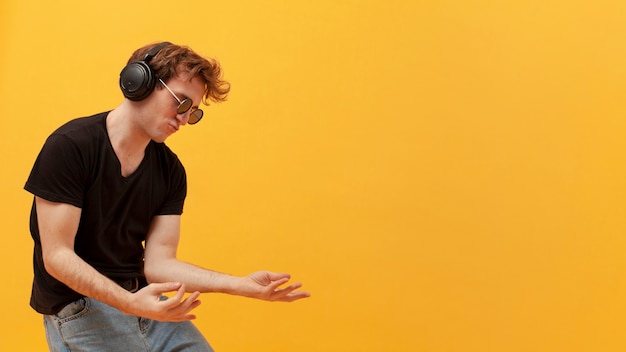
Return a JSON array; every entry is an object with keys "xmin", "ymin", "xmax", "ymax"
[{"xmin": 119, "ymin": 42, "xmax": 171, "ymax": 101}]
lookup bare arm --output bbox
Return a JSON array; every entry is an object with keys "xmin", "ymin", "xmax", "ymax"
[
  {"xmin": 143, "ymin": 215, "xmax": 310, "ymax": 302},
  {"xmin": 36, "ymin": 197, "xmax": 201, "ymax": 321}
]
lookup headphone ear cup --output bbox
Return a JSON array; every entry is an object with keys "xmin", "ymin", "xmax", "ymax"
[{"xmin": 119, "ymin": 60, "xmax": 157, "ymax": 101}]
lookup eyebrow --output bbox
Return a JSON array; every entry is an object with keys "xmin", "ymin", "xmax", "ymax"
[
  {"xmin": 175, "ymin": 92, "xmax": 200, "ymax": 109},
  {"xmin": 159, "ymin": 78, "xmax": 199, "ymax": 108}
]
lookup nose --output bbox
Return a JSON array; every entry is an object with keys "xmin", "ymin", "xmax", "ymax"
[{"xmin": 176, "ymin": 111, "xmax": 190, "ymax": 126}]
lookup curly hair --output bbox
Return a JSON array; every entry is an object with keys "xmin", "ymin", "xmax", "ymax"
[{"xmin": 127, "ymin": 42, "xmax": 230, "ymax": 105}]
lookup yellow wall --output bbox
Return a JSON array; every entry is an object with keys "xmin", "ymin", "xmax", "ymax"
[{"xmin": 2, "ymin": 0, "xmax": 626, "ymax": 351}]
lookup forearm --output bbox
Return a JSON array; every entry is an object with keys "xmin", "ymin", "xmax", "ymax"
[
  {"xmin": 44, "ymin": 247, "xmax": 134, "ymax": 312},
  {"xmin": 144, "ymin": 258, "xmax": 241, "ymax": 294},
  {"xmin": 144, "ymin": 258, "xmax": 309, "ymax": 302}
]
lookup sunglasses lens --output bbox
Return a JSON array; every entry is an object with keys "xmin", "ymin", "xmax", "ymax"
[
  {"xmin": 189, "ymin": 109, "xmax": 204, "ymax": 125},
  {"xmin": 177, "ymin": 99, "xmax": 193, "ymax": 114}
]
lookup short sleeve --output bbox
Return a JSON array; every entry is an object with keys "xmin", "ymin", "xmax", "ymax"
[
  {"xmin": 155, "ymin": 155, "xmax": 187, "ymax": 215},
  {"xmin": 24, "ymin": 134, "xmax": 87, "ymax": 208}
]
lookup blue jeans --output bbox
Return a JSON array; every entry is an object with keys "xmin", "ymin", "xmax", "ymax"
[{"xmin": 43, "ymin": 297, "xmax": 214, "ymax": 352}]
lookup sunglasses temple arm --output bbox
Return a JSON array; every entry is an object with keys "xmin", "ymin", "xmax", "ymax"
[{"xmin": 158, "ymin": 78, "xmax": 183, "ymax": 104}]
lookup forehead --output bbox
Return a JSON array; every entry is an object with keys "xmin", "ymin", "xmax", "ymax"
[{"xmin": 165, "ymin": 74, "xmax": 205, "ymax": 102}]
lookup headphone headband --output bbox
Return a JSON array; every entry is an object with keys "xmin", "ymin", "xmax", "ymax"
[{"xmin": 143, "ymin": 41, "xmax": 171, "ymax": 63}]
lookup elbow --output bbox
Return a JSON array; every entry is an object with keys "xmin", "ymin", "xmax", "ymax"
[
  {"xmin": 143, "ymin": 267, "xmax": 156, "ymax": 284},
  {"xmin": 41, "ymin": 248, "xmax": 67, "ymax": 281},
  {"xmin": 143, "ymin": 260, "xmax": 163, "ymax": 284},
  {"xmin": 143, "ymin": 257, "xmax": 177, "ymax": 284}
]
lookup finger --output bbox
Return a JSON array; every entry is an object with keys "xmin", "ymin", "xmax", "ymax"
[
  {"xmin": 168, "ymin": 291, "xmax": 202, "ymax": 321},
  {"xmin": 167, "ymin": 310, "xmax": 198, "ymax": 322},
  {"xmin": 146, "ymin": 282, "xmax": 183, "ymax": 295},
  {"xmin": 271, "ymin": 282, "xmax": 302, "ymax": 297},
  {"xmin": 185, "ymin": 290, "xmax": 201, "ymax": 302},
  {"xmin": 265, "ymin": 272, "xmax": 291, "ymax": 281},
  {"xmin": 278, "ymin": 282, "xmax": 302, "ymax": 292},
  {"xmin": 274, "ymin": 286, "xmax": 311, "ymax": 302},
  {"xmin": 171, "ymin": 290, "xmax": 200, "ymax": 309},
  {"xmin": 280, "ymin": 291, "xmax": 311, "ymax": 302},
  {"xmin": 271, "ymin": 282, "xmax": 312, "ymax": 301},
  {"xmin": 180, "ymin": 291, "xmax": 202, "ymax": 310},
  {"xmin": 169, "ymin": 283, "xmax": 187, "ymax": 302},
  {"xmin": 157, "ymin": 284, "xmax": 186, "ymax": 310},
  {"xmin": 178, "ymin": 312, "xmax": 197, "ymax": 321},
  {"xmin": 267, "ymin": 277, "xmax": 290, "ymax": 291}
]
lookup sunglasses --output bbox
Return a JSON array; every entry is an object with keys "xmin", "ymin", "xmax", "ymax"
[{"xmin": 158, "ymin": 78, "xmax": 204, "ymax": 124}]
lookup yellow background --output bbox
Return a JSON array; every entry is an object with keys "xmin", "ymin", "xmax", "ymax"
[{"xmin": 2, "ymin": 0, "xmax": 626, "ymax": 351}]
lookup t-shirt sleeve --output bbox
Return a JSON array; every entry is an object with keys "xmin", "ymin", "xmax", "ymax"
[
  {"xmin": 24, "ymin": 134, "xmax": 86, "ymax": 208},
  {"xmin": 155, "ymin": 156, "xmax": 187, "ymax": 215}
]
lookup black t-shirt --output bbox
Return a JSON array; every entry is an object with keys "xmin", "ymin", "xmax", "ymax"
[{"xmin": 24, "ymin": 112, "xmax": 187, "ymax": 314}]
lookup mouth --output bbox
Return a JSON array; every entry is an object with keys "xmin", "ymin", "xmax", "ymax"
[{"xmin": 168, "ymin": 122, "xmax": 179, "ymax": 132}]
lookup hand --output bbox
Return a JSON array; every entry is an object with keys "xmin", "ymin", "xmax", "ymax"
[
  {"xmin": 240, "ymin": 271, "xmax": 311, "ymax": 302},
  {"xmin": 124, "ymin": 282, "xmax": 202, "ymax": 322}
]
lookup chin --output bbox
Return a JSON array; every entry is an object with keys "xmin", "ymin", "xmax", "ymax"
[
  {"xmin": 151, "ymin": 134, "xmax": 169, "ymax": 143},
  {"xmin": 151, "ymin": 128, "xmax": 173, "ymax": 143}
]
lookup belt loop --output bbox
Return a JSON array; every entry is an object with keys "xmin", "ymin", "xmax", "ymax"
[{"xmin": 129, "ymin": 277, "xmax": 139, "ymax": 293}]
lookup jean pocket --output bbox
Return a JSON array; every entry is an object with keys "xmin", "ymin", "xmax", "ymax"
[{"xmin": 55, "ymin": 297, "xmax": 90, "ymax": 323}]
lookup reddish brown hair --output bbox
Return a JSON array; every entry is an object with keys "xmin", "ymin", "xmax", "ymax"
[{"xmin": 127, "ymin": 42, "xmax": 230, "ymax": 105}]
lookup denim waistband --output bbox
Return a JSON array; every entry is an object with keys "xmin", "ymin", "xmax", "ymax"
[{"xmin": 114, "ymin": 277, "xmax": 147, "ymax": 293}]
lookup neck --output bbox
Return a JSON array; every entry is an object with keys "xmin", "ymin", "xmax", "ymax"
[
  {"xmin": 107, "ymin": 102, "xmax": 151, "ymax": 177},
  {"xmin": 107, "ymin": 102, "xmax": 151, "ymax": 149}
]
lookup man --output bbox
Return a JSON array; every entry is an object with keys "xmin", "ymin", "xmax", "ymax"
[{"xmin": 25, "ymin": 41, "xmax": 310, "ymax": 352}]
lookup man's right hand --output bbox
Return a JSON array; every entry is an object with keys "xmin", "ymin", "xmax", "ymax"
[{"xmin": 124, "ymin": 282, "xmax": 202, "ymax": 322}]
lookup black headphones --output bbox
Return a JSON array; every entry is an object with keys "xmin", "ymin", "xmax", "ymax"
[{"xmin": 119, "ymin": 42, "xmax": 171, "ymax": 101}]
